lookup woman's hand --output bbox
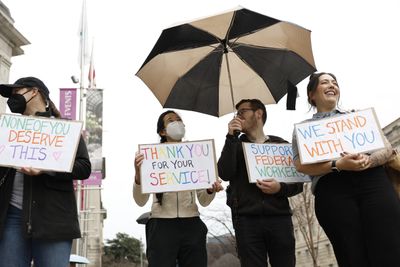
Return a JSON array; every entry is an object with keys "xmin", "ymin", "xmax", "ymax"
[
  {"xmin": 19, "ymin": 167, "xmax": 42, "ymax": 176},
  {"xmin": 134, "ymin": 152, "xmax": 144, "ymax": 185},
  {"xmin": 256, "ymin": 179, "xmax": 281, "ymax": 194},
  {"xmin": 337, "ymin": 152, "xmax": 371, "ymax": 171},
  {"xmin": 207, "ymin": 179, "xmax": 224, "ymax": 194}
]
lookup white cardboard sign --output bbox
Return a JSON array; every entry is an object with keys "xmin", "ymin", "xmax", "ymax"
[
  {"xmin": 243, "ymin": 142, "xmax": 310, "ymax": 183},
  {"xmin": 295, "ymin": 108, "xmax": 385, "ymax": 164},
  {"xmin": 0, "ymin": 113, "xmax": 83, "ymax": 172},
  {"xmin": 139, "ymin": 139, "xmax": 218, "ymax": 194}
]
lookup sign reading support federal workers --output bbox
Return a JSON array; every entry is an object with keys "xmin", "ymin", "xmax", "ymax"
[
  {"xmin": 139, "ymin": 139, "xmax": 218, "ymax": 193},
  {"xmin": 295, "ymin": 108, "xmax": 385, "ymax": 164},
  {"xmin": 0, "ymin": 113, "xmax": 83, "ymax": 172},
  {"xmin": 242, "ymin": 142, "xmax": 310, "ymax": 183}
]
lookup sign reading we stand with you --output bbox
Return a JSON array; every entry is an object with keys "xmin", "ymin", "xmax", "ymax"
[
  {"xmin": 0, "ymin": 114, "xmax": 83, "ymax": 172},
  {"xmin": 243, "ymin": 143, "xmax": 310, "ymax": 183},
  {"xmin": 295, "ymin": 108, "xmax": 385, "ymax": 164},
  {"xmin": 139, "ymin": 139, "xmax": 218, "ymax": 193}
]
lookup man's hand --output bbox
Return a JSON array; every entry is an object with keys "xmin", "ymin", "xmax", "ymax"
[{"xmin": 256, "ymin": 179, "xmax": 281, "ymax": 194}]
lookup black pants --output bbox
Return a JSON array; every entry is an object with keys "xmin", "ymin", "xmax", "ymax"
[
  {"xmin": 146, "ymin": 217, "xmax": 208, "ymax": 267},
  {"xmin": 234, "ymin": 215, "xmax": 295, "ymax": 267},
  {"xmin": 315, "ymin": 167, "xmax": 400, "ymax": 267}
]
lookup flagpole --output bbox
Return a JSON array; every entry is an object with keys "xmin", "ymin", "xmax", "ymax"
[{"xmin": 77, "ymin": 0, "xmax": 88, "ymax": 259}]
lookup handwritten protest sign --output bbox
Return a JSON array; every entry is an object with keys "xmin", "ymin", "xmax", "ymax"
[
  {"xmin": 0, "ymin": 113, "xmax": 83, "ymax": 172},
  {"xmin": 295, "ymin": 108, "xmax": 385, "ymax": 164},
  {"xmin": 243, "ymin": 142, "xmax": 310, "ymax": 183},
  {"xmin": 139, "ymin": 139, "xmax": 218, "ymax": 193}
]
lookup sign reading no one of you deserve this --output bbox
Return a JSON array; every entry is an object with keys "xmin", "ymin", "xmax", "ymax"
[
  {"xmin": 139, "ymin": 139, "xmax": 218, "ymax": 194},
  {"xmin": 0, "ymin": 114, "xmax": 83, "ymax": 172},
  {"xmin": 243, "ymin": 142, "xmax": 310, "ymax": 183},
  {"xmin": 295, "ymin": 108, "xmax": 385, "ymax": 164}
]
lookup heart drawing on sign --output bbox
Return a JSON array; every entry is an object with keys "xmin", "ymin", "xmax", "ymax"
[
  {"xmin": 53, "ymin": 152, "xmax": 62, "ymax": 161},
  {"xmin": 0, "ymin": 145, "xmax": 5, "ymax": 154}
]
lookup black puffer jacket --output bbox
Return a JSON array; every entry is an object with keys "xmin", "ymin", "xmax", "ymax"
[
  {"xmin": 218, "ymin": 134, "xmax": 303, "ymax": 218},
  {"xmin": 0, "ymin": 136, "xmax": 91, "ymax": 240}
]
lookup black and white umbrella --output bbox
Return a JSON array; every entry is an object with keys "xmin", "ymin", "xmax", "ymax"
[{"xmin": 137, "ymin": 7, "xmax": 316, "ymax": 117}]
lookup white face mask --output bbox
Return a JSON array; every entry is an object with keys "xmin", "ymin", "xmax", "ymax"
[{"xmin": 166, "ymin": 121, "xmax": 185, "ymax": 141}]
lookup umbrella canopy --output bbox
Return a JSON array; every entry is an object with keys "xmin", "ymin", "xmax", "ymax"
[
  {"xmin": 137, "ymin": 6, "xmax": 316, "ymax": 117},
  {"xmin": 136, "ymin": 211, "xmax": 151, "ymax": 225},
  {"xmin": 70, "ymin": 254, "xmax": 90, "ymax": 264}
]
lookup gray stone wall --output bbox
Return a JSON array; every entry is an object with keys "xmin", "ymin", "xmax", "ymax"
[{"xmin": 0, "ymin": 1, "xmax": 29, "ymax": 113}]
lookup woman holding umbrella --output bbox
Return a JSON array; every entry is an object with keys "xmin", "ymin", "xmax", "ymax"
[
  {"xmin": 133, "ymin": 110, "xmax": 223, "ymax": 267},
  {"xmin": 292, "ymin": 72, "xmax": 400, "ymax": 266}
]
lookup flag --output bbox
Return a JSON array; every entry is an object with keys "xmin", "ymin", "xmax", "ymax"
[
  {"xmin": 88, "ymin": 42, "xmax": 96, "ymax": 88},
  {"xmin": 78, "ymin": 0, "xmax": 89, "ymax": 68}
]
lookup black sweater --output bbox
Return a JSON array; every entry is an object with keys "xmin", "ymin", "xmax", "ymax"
[{"xmin": 218, "ymin": 134, "xmax": 303, "ymax": 217}]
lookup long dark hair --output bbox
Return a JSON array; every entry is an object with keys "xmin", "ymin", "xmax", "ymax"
[
  {"xmin": 35, "ymin": 89, "xmax": 61, "ymax": 118},
  {"xmin": 49, "ymin": 99, "xmax": 61, "ymax": 118},
  {"xmin": 307, "ymin": 72, "xmax": 338, "ymax": 107},
  {"xmin": 155, "ymin": 110, "xmax": 177, "ymax": 205}
]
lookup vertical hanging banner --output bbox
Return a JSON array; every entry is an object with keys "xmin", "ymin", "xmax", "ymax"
[
  {"xmin": 59, "ymin": 88, "xmax": 77, "ymax": 120},
  {"xmin": 139, "ymin": 139, "xmax": 218, "ymax": 193},
  {"xmin": 295, "ymin": 108, "xmax": 385, "ymax": 164},
  {"xmin": 0, "ymin": 114, "xmax": 83, "ymax": 172},
  {"xmin": 86, "ymin": 89, "xmax": 103, "ymax": 171},
  {"xmin": 82, "ymin": 171, "xmax": 102, "ymax": 186}
]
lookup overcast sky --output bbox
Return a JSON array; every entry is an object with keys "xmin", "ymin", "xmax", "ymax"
[{"xmin": 3, "ymin": 0, "xmax": 400, "ymax": 244}]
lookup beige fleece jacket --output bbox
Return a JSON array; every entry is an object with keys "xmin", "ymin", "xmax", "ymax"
[{"xmin": 133, "ymin": 183, "xmax": 215, "ymax": 218}]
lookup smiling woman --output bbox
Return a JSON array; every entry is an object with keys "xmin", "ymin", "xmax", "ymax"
[{"xmin": 291, "ymin": 72, "xmax": 400, "ymax": 267}]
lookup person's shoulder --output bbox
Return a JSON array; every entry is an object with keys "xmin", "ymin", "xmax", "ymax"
[
  {"xmin": 266, "ymin": 135, "xmax": 288, "ymax": 143},
  {"xmin": 341, "ymin": 108, "xmax": 357, "ymax": 114}
]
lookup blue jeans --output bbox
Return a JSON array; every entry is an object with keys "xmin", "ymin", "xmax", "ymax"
[{"xmin": 0, "ymin": 205, "xmax": 72, "ymax": 267}]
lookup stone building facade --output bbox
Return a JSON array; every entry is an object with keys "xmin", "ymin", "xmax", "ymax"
[
  {"xmin": 383, "ymin": 117, "xmax": 400, "ymax": 196},
  {"xmin": 383, "ymin": 117, "xmax": 400, "ymax": 150},
  {"xmin": 0, "ymin": 1, "xmax": 29, "ymax": 111}
]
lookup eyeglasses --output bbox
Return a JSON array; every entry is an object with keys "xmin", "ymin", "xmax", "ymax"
[{"xmin": 235, "ymin": 108, "xmax": 255, "ymax": 116}]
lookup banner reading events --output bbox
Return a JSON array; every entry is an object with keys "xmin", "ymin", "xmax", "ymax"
[
  {"xmin": 139, "ymin": 140, "xmax": 218, "ymax": 193},
  {"xmin": 295, "ymin": 108, "xmax": 385, "ymax": 164},
  {"xmin": 243, "ymin": 142, "xmax": 310, "ymax": 183},
  {"xmin": 59, "ymin": 88, "xmax": 77, "ymax": 120},
  {"xmin": 0, "ymin": 114, "xmax": 83, "ymax": 172}
]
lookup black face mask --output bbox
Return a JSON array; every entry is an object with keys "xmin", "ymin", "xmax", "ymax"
[{"xmin": 7, "ymin": 91, "xmax": 34, "ymax": 114}]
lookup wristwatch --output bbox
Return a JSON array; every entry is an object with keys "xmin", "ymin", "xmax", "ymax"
[{"xmin": 331, "ymin": 160, "xmax": 340, "ymax": 172}]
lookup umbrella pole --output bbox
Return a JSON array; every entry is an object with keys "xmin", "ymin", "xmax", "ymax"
[
  {"xmin": 224, "ymin": 52, "xmax": 235, "ymax": 112},
  {"xmin": 225, "ymin": 52, "xmax": 240, "ymax": 137}
]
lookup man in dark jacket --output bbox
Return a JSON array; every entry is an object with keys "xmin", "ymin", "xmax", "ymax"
[
  {"xmin": 218, "ymin": 99, "xmax": 303, "ymax": 267},
  {"xmin": 0, "ymin": 77, "xmax": 91, "ymax": 266}
]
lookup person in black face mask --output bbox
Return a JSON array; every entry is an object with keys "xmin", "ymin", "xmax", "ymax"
[
  {"xmin": 0, "ymin": 77, "xmax": 91, "ymax": 266},
  {"xmin": 1, "ymin": 76, "xmax": 60, "ymax": 117}
]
